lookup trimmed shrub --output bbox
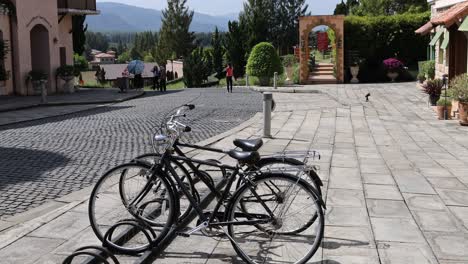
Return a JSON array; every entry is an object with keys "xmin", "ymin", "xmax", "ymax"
[
  {"xmin": 437, "ymin": 97, "xmax": 452, "ymax": 106},
  {"xmin": 450, "ymin": 74, "xmax": 468, "ymax": 103},
  {"xmin": 422, "ymin": 60, "xmax": 435, "ymax": 79},
  {"xmin": 345, "ymin": 12, "xmax": 430, "ymax": 83},
  {"xmin": 183, "ymin": 47, "xmax": 211, "ymax": 88},
  {"xmin": 246, "ymin": 42, "xmax": 284, "ymax": 86}
]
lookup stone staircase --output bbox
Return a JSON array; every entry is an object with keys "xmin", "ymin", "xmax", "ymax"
[{"xmin": 308, "ymin": 63, "xmax": 338, "ymax": 84}]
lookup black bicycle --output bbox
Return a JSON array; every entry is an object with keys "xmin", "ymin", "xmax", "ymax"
[{"xmin": 88, "ymin": 105, "xmax": 325, "ymax": 263}]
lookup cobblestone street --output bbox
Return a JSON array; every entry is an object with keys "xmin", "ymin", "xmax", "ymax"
[{"xmin": 0, "ymin": 88, "xmax": 262, "ymax": 217}]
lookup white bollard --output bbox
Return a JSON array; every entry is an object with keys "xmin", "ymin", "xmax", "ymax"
[
  {"xmin": 274, "ymin": 72, "xmax": 278, "ymax": 89},
  {"xmin": 263, "ymin": 93, "xmax": 273, "ymax": 138}
]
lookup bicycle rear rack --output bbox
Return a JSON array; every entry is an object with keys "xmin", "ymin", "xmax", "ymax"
[{"xmin": 263, "ymin": 150, "xmax": 321, "ymax": 163}]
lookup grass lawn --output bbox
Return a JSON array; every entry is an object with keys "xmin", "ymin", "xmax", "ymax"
[{"xmin": 144, "ymin": 78, "xmax": 186, "ymax": 91}]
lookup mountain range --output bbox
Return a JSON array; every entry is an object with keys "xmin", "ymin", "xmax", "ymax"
[{"xmin": 86, "ymin": 2, "xmax": 238, "ymax": 32}]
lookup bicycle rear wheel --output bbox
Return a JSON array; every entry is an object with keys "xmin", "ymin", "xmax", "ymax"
[
  {"xmin": 133, "ymin": 153, "xmax": 199, "ymax": 222},
  {"xmin": 88, "ymin": 163, "xmax": 176, "ymax": 253},
  {"xmin": 226, "ymin": 173, "xmax": 324, "ymax": 264}
]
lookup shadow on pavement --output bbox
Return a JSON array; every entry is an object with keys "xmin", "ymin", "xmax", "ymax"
[
  {"xmin": 0, "ymin": 147, "xmax": 70, "ymax": 190},
  {"xmin": 0, "ymin": 105, "xmax": 134, "ymax": 132},
  {"xmin": 322, "ymin": 237, "xmax": 370, "ymax": 249}
]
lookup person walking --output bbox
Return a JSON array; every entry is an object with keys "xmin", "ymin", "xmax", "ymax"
[
  {"xmin": 160, "ymin": 65, "xmax": 167, "ymax": 92},
  {"xmin": 151, "ymin": 65, "xmax": 160, "ymax": 91},
  {"xmin": 226, "ymin": 63, "xmax": 234, "ymax": 93}
]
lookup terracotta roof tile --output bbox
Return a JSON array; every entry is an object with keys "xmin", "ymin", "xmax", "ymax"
[
  {"xmin": 432, "ymin": 1, "xmax": 468, "ymax": 27},
  {"xmin": 415, "ymin": 21, "xmax": 434, "ymax": 35}
]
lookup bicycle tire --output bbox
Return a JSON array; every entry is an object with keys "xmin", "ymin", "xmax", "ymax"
[
  {"xmin": 248, "ymin": 157, "xmax": 323, "ymax": 196},
  {"xmin": 88, "ymin": 163, "xmax": 177, "ymax": 253},
  {"xmin": 225, "ymin": 173, "xmax": 324, "ymax": 264},
  {"xmin": 133, "ymin": 153, "xmax": 199, "ymax": 222}
]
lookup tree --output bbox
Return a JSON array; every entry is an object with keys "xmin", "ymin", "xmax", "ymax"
[
  {"xmin": 203, "ymin": 48, "xmax": 214, "ymax": 77},
  {"xmin": 85, "ymin": 32, "xmax": 109, "ymax": 52},
  {"xmin": 117, "ymin": 51, "xmax": 131, "ymax": 63},
  {"xmin": 240, "ymin": 0, "xmax": 308, "ymax": 55},
  {"xmin": 334, "ymin": 1, "xmax": 348, "ymax": 15},
  {"xmin": 246, "ymin": 42, "xmax": 284, "ymax": 86},
  {"xmin": 156, "ymin": 0, "xmax": 196, "ymax": 64},
  {"xmin": 224, "ymin": 21, "xmax": 248, "ymax": 79},
  {"xmin": 240, "ymin": 0, "xmax": 270, "ymax": 50},
  {"xmin": 130, "ymin": 48, "xmax": 142, "ymax": 60},
  {"xmin": 183, "ymin": 47, "xmax": 210, "ymax": 88},
  {"xmin": 211, "ymin": 27, "xmax": 224, "ymax": 79},
  {"xmin": 72, "ymin": 15, "xmax": 88, "ymax": 55},
  {"xmin": 350, "ymin": 0, "xmax": 428, "ymax": 16}
]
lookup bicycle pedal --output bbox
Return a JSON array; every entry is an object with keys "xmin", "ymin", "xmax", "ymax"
[{"xmin": 176, "ymin": 232, "xmax": 191, "ymax": 238}]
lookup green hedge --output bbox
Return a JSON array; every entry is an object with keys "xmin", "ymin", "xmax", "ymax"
[
  {"xmin": 344, "ymin": 12, "xmax": 431, "ymax": 83},
  {"xmin": 246, "ymin": 42, "xmax": 284, "ymax": 86}
]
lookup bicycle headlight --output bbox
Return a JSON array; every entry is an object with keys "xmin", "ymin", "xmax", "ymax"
[{"xmin": 153, "ymin": 134, "xmax": 171, "ymax": 154}]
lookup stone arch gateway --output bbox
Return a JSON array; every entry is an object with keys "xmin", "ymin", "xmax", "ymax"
[{"xmin": 299, "ymin": 15, "xmax": 345, "ymax": 84}]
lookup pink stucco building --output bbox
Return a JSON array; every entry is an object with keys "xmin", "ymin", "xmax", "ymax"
[{"xmin": 0, "ymin": 0, "xmax": 99, "ymax": 96}]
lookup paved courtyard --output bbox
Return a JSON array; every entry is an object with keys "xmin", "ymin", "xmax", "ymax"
[
  {"xmin": 0, "ymin": 88, "xmax": 262, "ymax": 217},
  {"xmin": 1, "ymin": 82, "xmax": 468, "ymax": 264}
]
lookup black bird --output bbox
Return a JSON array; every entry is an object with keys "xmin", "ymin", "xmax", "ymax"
[{"xmin": 365, "ymin": 93, "xmax": 371, "ymax": 102}]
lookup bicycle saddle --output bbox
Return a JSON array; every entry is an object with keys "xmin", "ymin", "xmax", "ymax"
[
  {"xmin": 228, "ymin": 150, "xmax": 260, "ymax": 165},
  {"xmin": 233, "ymin": 138, "xmax": 263, "ymax": 151}
]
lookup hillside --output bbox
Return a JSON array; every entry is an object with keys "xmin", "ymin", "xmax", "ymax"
[{"xmin": 86, "ymin": 2, "xmax": 236, "ymax": 32}]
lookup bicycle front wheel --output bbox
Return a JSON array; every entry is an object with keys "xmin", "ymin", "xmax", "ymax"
[
  {"xmin": 226, "ymin": 173, "xmax": 324, "ymax": 264},
  {"xmin": 88, "ymin": 163, "xmax": 176, "ymax": 253}
]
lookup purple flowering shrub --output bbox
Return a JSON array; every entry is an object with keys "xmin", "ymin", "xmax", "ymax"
[{"xmin": 383, "ymin": 58, "xmax": 404, "ymax": 71}]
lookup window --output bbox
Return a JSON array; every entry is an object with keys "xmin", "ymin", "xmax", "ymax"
[{"xmin": 60, "ymin": 47, "xmax": 66, "ymax": 66}]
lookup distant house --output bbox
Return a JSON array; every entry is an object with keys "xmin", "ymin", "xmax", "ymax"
[
  {"xmin": 90, "ymin": 51, "xmax": 116, "ymax": 67},
  {"xmin": 416, "ymin": 0, "xmax": 468, "ymax": 79},
  {"xmin": 0, "ymin": 0, "xmax": 100, "ymax": 96}
]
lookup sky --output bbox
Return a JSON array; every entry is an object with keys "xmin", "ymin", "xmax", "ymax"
[{"xmin": 96, "ymin": 0, "xmax": 342, "ymax": 16}]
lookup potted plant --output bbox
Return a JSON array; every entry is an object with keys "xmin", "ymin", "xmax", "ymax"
[
  {"xmin": 0, "ymin": 67, "xmax": 9, "ymax": 87},
  {"xmin": 417, "ymin": 73, "xmax": 426, "ymax": 84},
  {"xmin": 56, "ymin": 65, "xmax": 76, "ymax": 93},
  {"xmin": 422, "ymin": 79, "xmax": 443, "ymax": 106},
  {"xmin": 436, "ymin": 97, "xmax": 452, "ymax": 120},
  {"xmin": 422, "ymin": 61, "xmax": 435, "ymax": 80},
  {"xmin": 450, "ymin": 74, "xmax": 468, "ymax": 125},
  {"xmin": 27, "ymin": 70, "xmax": 48, "ymax": 99},
  {"xmin": 0, "ymin": 40, "xmax": 9, "ymax": 87},
  {"xmin": 383, "ymin": 58, "xmax": 403, "ymax": 82}
]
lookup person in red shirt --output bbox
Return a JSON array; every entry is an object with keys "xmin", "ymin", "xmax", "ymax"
[{"xmin": 226, "ymin": 63, "xmax": 234, "ymax": 93}]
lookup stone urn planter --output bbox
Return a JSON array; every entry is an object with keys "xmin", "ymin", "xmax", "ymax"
[
  {"xmin": 387, "ymin": 71, "xmax": 399, "ymax": 82},
  {"xmin": 350, "ymin": 65, "xmax": 359, "ymax": 83},
  {"xmin": 56, "ymin": 65, "xmax": 76, "ymax": 93},
  {"xmin": 32, "ymin": 79, "xmax": 48, "ymax": 103},
  {"xmin": 60, "ymin": 75, "xmax": 75, "ymax": 94}
]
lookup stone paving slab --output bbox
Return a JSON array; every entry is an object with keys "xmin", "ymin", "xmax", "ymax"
[{"xmin": 2, "ymin": 83, "xmax": 468, "ymax": 263}]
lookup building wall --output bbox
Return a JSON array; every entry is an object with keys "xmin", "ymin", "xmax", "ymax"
[
  {"xmin": 0, "ymin": 14, "xmax": 14, "ymax": 95},
  {"xmin": 430, "ymin": 0, "xmax": 468, "ymax": 79},
  {"xmin": 434, "ymin": 0, "xmax": 467, "ymax": 10},
  {"xmin": 9, "ymin": 0, "xmax": 76, "ymax": 95}
]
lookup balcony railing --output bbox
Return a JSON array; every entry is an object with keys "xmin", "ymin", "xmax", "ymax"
[{"xmin": 57, "ymin": 0, "xmax": 99, "ymax": 14}]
